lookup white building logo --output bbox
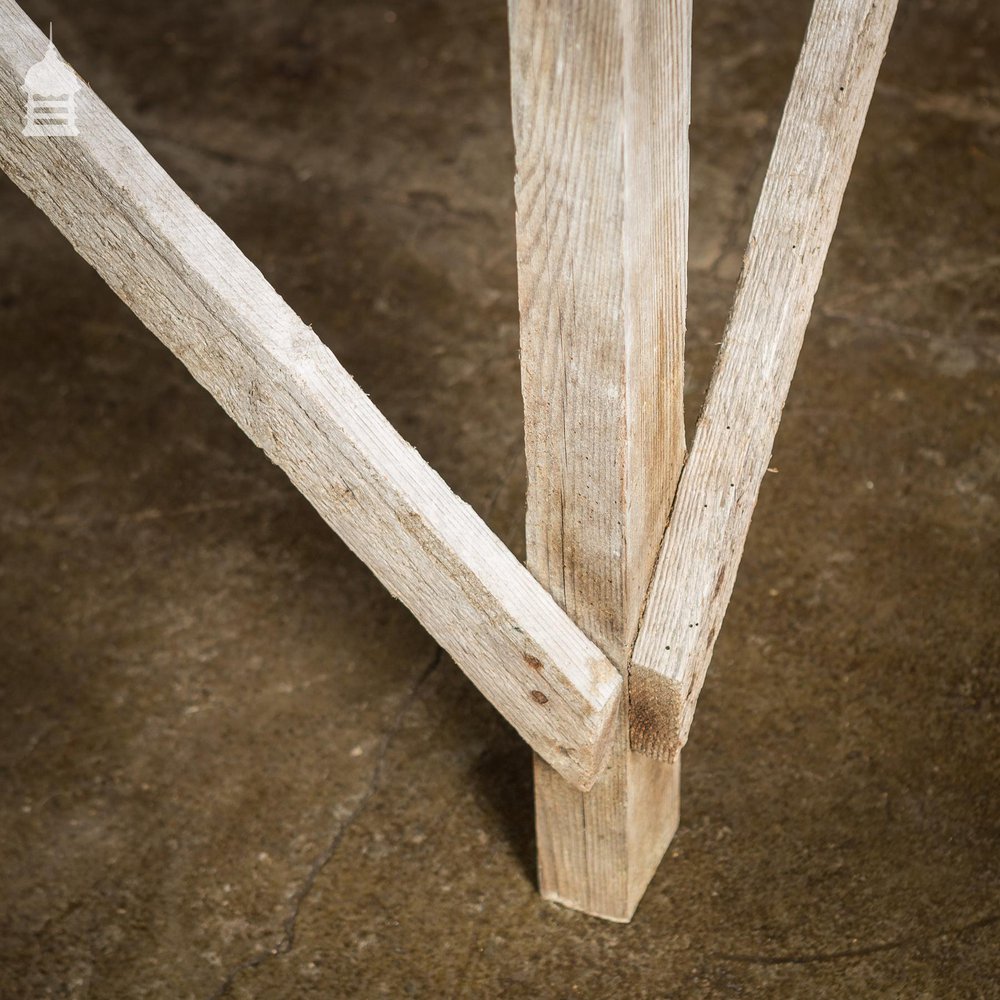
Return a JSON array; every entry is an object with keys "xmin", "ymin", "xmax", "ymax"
[{"xmin": 22, "ymin": 27, "xmax": 81, "ymax": 137}]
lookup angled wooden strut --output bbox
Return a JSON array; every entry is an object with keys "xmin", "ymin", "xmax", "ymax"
[
  {"xmin": 0, "ymin": 0, "xmax": 622, "ymax": 792},
  {"xmin": 631, "ymin": 0, "xmax": 899, "ymax": 761}
]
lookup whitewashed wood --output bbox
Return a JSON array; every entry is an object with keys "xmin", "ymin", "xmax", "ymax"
[
  {"xmin": 631, "ymin": 0, "xmax": 898, "ymax": 760},
  {"xmin": 0, "ymin": 0, "xmax": 623, "ymax": 792},
  {"xmin": 510, "ymin": 0, "xmax": 689, "ymax": 919}
]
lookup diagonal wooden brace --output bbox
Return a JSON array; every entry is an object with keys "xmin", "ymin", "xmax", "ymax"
[
  {"xmin": 630, "ymin": 0, "xmax": 899, "ymax": 761},
  {"xmin": 0, "ymin": 0, "xmax": 622, "ymax": 792}
]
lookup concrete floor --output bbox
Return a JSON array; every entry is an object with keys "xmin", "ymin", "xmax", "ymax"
[{"xmin": 1, "ymin": 0, "xmax": 998, "ymax": 996}]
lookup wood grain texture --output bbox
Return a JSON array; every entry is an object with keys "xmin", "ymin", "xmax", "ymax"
[
  {"xmin": 534, "ymin": 711, "xmax": 681, "ymax": 921},
  {"xmin": 510, "ymin": 0, "xmax": 689, "ymax": 919},
  {"xmin": 0, "ymin": 0, "xmax": 623, "ymax": 792},
  {"xmin": 631, "ymin": 0, "xmax": 898, "ymax": 760}
]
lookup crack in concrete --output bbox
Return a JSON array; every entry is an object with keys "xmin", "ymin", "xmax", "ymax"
[
  {"xmin": 207, "ymin": 644, "xmax": 444, "ymax": 1000},
  {"xmin": 711, "ymin": 912, "xmax": 1000, "ymax": 966}
]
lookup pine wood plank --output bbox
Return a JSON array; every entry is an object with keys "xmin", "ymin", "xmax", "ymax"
[
  {"xmin": 0, "ymin": 0, "xmax": 623, "ymax": 792},
  {"xmin": 630, "ymin": 0, "xmax": 899, "ymax": 760},
  {"xmin": 510, "ymin": 0, "xmax": 690, "ymax": 919}
]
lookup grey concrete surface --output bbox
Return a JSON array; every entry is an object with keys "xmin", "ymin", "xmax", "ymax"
[{"xmin": 1, "ymin": 1, "xmax": 998, "ymax": 997}]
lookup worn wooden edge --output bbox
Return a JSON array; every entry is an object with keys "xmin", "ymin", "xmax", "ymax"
[
  {"xmin": 627, "ymin": 666, "xmax": 683, "ymax": 764},
  {"xmin": 630, "ymin": 0, "xmax": 899, "ymax": 760},
  {"xmin": 0, "ymin": 0, "xmax": 622, "ymax": 791}
]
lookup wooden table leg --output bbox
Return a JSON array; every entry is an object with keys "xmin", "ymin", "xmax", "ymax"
[{"xmin": 509, "ymin": 0, "xmax": 691, "ymax": 920}]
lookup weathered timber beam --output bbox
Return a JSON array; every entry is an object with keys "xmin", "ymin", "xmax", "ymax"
[
  {"xmin": 511, "ymin": 0, "xmax": 690, "ymax": 919},
  {"xmin": 0, "ymin": 0, "xmax": 622, "ymax": 791},
  {"xmin": 630, "ymin": 0, "xmax": 898, "ymax": 760}
]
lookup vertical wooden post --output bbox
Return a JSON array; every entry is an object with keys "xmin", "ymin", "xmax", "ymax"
[{"xmin": 509, "ymin": 0, "xmax": 690, "ymax": 920}]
